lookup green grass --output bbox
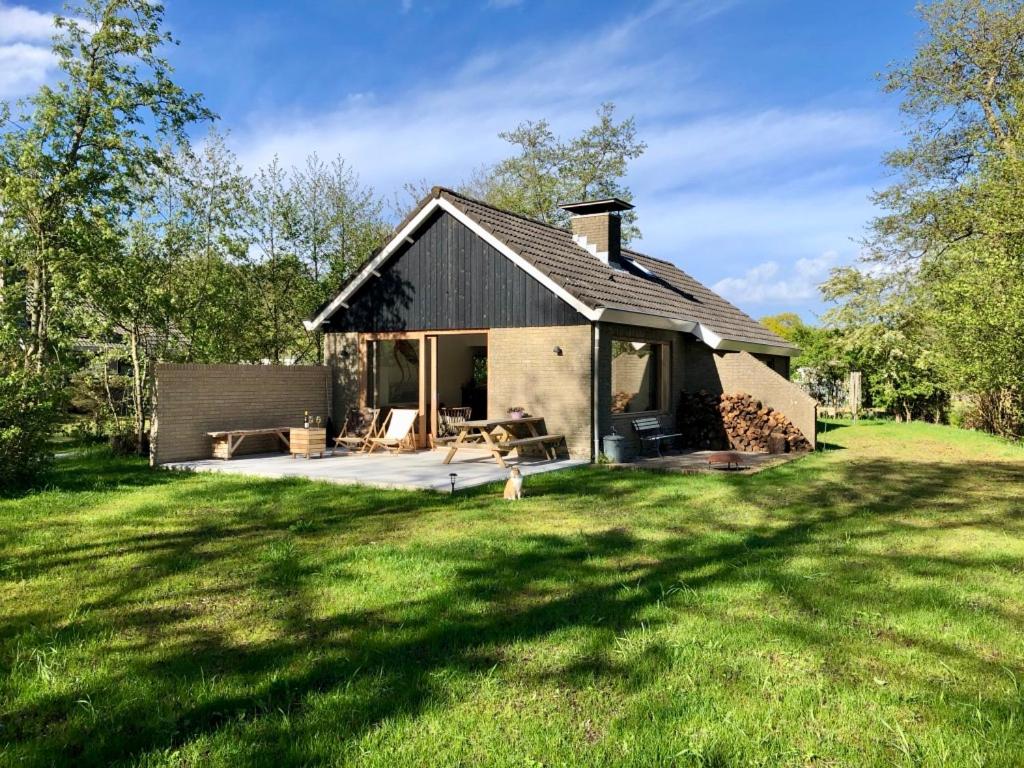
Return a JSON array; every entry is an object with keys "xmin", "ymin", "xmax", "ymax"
[{"xmin": 2, "ymin": 422, "xmax": 1024, "ymax": 767}]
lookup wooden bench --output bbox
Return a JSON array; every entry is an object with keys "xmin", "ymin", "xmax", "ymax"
[
  {"xmin": 495, "ymin": 434, "xmax": 564, "ymax": 461},
  {"xmin": 207, "ymin": 427, "xmax": 290, "ymax": 460},
  {"xmin": 631, "ymin": 416, "xmax": 681, "ymax": 457}
]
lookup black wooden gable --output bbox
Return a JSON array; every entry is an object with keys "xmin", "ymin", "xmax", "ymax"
[{"xmin": 324, "ymin": 210, "xmax": 586, "ymax": 332}]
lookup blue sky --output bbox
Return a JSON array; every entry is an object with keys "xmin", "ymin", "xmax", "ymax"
[{"xmin": 1, "ymin": 0, "xmax": 922, "ymax": 321}]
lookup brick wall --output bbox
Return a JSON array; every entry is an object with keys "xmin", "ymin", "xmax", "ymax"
[
  {"xmin": 712, "ymin": 350, "xmax": 817, "ymax": 448},
  {"xmin": 488, "ymin": 326, "xmax": 593, "ymax": 458},
  {"xmin": 152, "ymin": 364, "xmax": 331, "ymax": 464},
  {"xmin": 682, "ymin": 336, "xmax": 720, "ymax": 392}
]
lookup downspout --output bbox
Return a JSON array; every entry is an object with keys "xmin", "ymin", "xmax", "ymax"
[{"xmin": 592, "ymin": 321, "xmax": 600, "ymax": 461}]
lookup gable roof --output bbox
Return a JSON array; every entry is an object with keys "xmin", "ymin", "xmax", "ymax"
[{"xmin": 307, "ymin": 187, "xmax": 797, "ymax": 356}]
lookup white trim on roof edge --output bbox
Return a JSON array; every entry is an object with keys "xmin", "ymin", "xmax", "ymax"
[
  {"xmin": 304, "ymin": 196, "xmax": 599, "ymax": 330},
  {"xmin": 304, "ymin": 198, "xmax": 443, "ymax": 330},
  {"xmin": 594, "ymin": 308, "xmax": 697, "ymax": 334},
  {"xmin": 304, "ymin": 196, "xmax": 798, "ymax": 358},
  {"xmin": 695, "ymin": 323, "xmax": 798, "ymax": 357}
]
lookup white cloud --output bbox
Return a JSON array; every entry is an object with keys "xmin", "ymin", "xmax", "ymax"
[
  {"xmin": 231, "ymin": 1, "xmax": 733, "ymax": 187},
  {"xmin": 225, "ymin": 0, "xmax": 883, "ymax": 316},
  {"xmin": 0, "ymin": 42, "xmax": 54, "ymax": 97},
  {"xmin": 0, "ymin": 3, "xmax": 59, "ymax": 98},
  {"xmin": 634, "ymin": 109, "xmax": 891, "ymax": 194},
  {"xmin": 0, "ymin": 3, "xmax": 54, "ymax": 42},
  {"xmin": 712, "ymin": 250, "xmax": 842, "ymax": 305}
]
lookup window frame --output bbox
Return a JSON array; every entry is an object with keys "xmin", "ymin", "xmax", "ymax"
[{"xmin": 609, "ymin": 338, "xmax": 670, "ymax": 416}]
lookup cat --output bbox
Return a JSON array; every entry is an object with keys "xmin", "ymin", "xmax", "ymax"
[{"xmin": 503, "ymin": 466, "xmax": 524, "ymax": 500}]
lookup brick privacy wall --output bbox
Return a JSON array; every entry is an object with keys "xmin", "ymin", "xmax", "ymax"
[
  {"xmin": 712, "ymin": 350, "xmax": 817, "ymax": 448},
  {"xmin": 488, "ymin": 326, "xmax": 593, "ymax": 458},
  {"xmin": 597, "ymin": 323, "xmax": 688, "ymax": 454},
  {"xmin": 152, "ymin": 364, "xmax": 331, "ymax": 464},
  {"xmin": 324, "ymin": 332, "xmax": 361, "ymax": 421}
]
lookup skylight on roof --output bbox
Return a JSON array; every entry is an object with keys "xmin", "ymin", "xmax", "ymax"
[{"xmin": 623, "ymin": 257, "xmax": 654, "ymax": 277}]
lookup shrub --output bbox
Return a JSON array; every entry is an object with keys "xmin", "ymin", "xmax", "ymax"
[
  {"xmin": 0, "ymin": 368, "xmax": 62, "ymax": 490},
  {"xmin": 958, "ymin": 390, "xmax": 1024, "ymax": 440}
]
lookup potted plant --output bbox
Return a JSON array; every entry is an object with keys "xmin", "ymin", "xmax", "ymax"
[{"xmin": 506, "ymin": 406, "xmax": 528, "ymax": 420}]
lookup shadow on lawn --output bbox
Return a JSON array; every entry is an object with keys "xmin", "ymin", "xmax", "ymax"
[{"xmin": 6, "ymin": 439, "xmax": 1024, "ymax": 765}]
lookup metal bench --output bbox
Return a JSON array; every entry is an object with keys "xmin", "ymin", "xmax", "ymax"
[{"xmin": 631, "ymin": 416, "xmax": 681, "ymax": 457}]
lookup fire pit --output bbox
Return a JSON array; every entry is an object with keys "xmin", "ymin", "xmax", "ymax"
[{"xmin": 707, "ymin": 451, "xmax": 745, "ymax": 470}]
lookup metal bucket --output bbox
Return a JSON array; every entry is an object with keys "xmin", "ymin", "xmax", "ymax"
[{"xmin": 602, "ymin": 433, "xmax": 632, "ymax": 463}]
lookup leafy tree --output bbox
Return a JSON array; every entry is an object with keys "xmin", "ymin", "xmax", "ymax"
[
  {"xmin": 0, "ymin": 0, "xmax": 213, "ymax": 372},
  {"xmin": 468, "ymin": 103, "xmax": 646, "ymax": 238},
  {"xmin": 829, "ymin": 0, "xmax": 1023, "ymax": 433},
  {"xmin": 239, "ymin": 158, "xmax": 306, "ymax": 364},
  {"xmin": 0, "ymin": 366, "xmax": 63, "ymax": 490},
  {"xmin": 167, "ymin": 133, "xmax": 253, "ymax": 364},
  {"xmin": 292, "ymin": 156, "xmax": 389, "ymax": 362},
  {"xmin": 759, "ymin": 312, "xmax": 809, "ymax": 344},
  {"xmin": 760, "ymin": 313, "xmax": 858, "ymax": 404},
  {"xmin": 822, "ymin": 268, "xmax": 948, "ymax": 422}
]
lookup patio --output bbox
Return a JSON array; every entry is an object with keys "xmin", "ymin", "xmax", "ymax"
[{"xmin": 161, "ymin": 448, "xmax": 586, "ymax": 493}]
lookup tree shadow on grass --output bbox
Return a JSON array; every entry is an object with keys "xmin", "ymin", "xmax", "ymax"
[
  {"xmin": 4, "ymin": 449, "xmax": 1024, "ymax": 765},
  {"xmin": 1, "ymin": 448, "xmax": 176, "ymax": 501}
]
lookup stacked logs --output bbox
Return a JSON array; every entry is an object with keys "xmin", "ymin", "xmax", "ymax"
[
  {"xmin": 677, "ymin": 390, "xmax": 811, "ymax": 453},
  {"xmin": 720, "ymin": 393, "xmax": 811, "ymax": 452},
  {"xmin": 677, "ymin": 390, "xmax": 730, "ymax": 449}
]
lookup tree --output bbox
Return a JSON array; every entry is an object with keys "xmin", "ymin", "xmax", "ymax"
[
  {"xmin": 829, "ymin": 0, "xmax": 1024, "ymax": 433},
  {"xmin": 868, "ymin": 0, "xmax": 1024, "ymax": 265},
  {"xmin": 0, "ymin": 0, "xmax": 213, "ymax": 372},
  {"xmin": 239, "ymin": 158, "xmax": 306, "ymax": 364},
  {"xmin": 468, "ymin": 103, "xmax": 646, "ymax": 239},
  {"xmin": 822, "ymin": 268, "xmax": 948, "ymax": 422},
  {"xmin": 168, "ymin": 132, "xmax": 252, "ymax": 364},
  {"xmin": 291, "ymin": 156, "xmax": 389, "ymax": 362},
  {"xmin": 759, "ymin": 312, "xmax": 808, "ymax": 343}
]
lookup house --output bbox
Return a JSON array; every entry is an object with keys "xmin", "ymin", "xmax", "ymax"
[{"xmin": 305, "ymin": 187, "xmax": 816, "ymax": 459}]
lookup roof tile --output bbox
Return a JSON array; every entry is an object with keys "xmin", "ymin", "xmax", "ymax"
[{"xmin": 438, "ymin": 188, "xmax": 793, "ymax": 350}]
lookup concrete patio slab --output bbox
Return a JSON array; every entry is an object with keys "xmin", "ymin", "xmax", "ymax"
[{"xmin": 161, "ymin": 448, "xmax": 586, "ymax": 493}]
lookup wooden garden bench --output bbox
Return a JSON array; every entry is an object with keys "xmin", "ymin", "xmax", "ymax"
[{"xmin": 207, "ymin": 427, "xmax": 290, "ymax": 460}]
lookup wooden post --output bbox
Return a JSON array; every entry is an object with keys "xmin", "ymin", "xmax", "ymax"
[{"xmin": 849, "ymin": 371, "xmax": 862, "ymax": 421}]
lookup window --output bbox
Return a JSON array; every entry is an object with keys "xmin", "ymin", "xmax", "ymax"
[
  {"xmin": 611, "ymin": 340, "xmax": 666, "ymax": 413},
  {"xmin": 366, "ymin": 339, "xmax": 420, "ymax": 408}
]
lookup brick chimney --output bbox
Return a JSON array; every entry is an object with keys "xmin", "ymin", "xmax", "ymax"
[{"xmin": 559, "ymin": 198, "xmax": 634, "ymax": 265}]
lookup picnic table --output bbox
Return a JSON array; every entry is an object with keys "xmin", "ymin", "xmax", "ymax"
[{"xmin": 441, "ymin": 416, "xmax": 564, "ymax": 468}]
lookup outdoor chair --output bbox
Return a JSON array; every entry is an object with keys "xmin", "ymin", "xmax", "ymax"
[
  {"xmin": 336, "ymin": 407, "xmax": 381, "ymax": 452},
  {"xmin": 366, "ymin": 408, "xmax": 419, "ymax": 454},
  {"xmin": 433, "ymin": 406, "xmax": 473, "ymax": 447}
]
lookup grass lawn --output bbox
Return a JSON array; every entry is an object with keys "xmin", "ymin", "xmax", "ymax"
[{"xmin": 2, "ymin": 422, "xmax": 1024, "ymax": 766}]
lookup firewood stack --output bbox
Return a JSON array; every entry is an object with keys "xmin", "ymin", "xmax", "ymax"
[
  {"xmin": 677, "ymin": 390, "xmax": 811, "ymax": 453},
  {"xmin": 719, "ymin": 392, "xmax": 810, "ymax": 452},
  {"xmin": 677, "ymin": 390, "xmax": 730, "ymax": 449}
]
